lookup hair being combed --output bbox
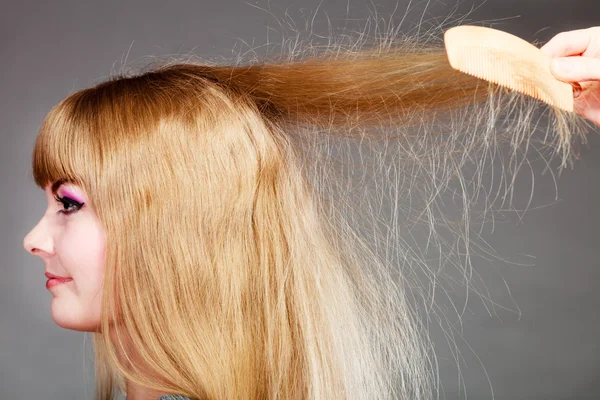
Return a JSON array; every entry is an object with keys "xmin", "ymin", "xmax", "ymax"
[{"xmin": 30, "ymin": 12, "xmax": 589, "ymax": 400}]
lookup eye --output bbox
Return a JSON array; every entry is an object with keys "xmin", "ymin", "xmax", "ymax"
[{"xmin": 54, "ymin": 194, "xmax": 84, "ymax": 215}]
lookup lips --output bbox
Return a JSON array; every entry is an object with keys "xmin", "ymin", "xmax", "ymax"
[{"xmin": 45, "ymin": 272, "xmax": 72, "ymax": 280}]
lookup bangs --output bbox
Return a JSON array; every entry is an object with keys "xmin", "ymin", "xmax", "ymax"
[
  {"xmin": 32, "ymin": 89, "xmax": 105, "ymax": 192},
  {"xmin": 32, "ymin": 73, "xmax": 179, "ymax": 196}
]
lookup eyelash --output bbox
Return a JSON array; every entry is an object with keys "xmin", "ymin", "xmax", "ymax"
[{"xmin": 54, "ymin": 194, "xmax": 84, "ymax": 215}]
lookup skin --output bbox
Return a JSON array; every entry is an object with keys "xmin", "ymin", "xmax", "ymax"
[
  {"xmin": 23, "ymin": 182, "xmax": 170, "ymax": 400},
  {"xmin": 541, "ymin": 26, "xmax": 600, "ymax": 126},
  {"xmin": 23, "ymin": 183, "xmax": 105, "ymax": 331}
]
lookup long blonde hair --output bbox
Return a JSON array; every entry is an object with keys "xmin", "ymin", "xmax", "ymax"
[{"xmin": 30, "ymin": 18, "xmax": 587, "ymax": 400}]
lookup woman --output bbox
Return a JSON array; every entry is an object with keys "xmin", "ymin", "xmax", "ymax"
[{"xmin": 22, "ymin": 23, "xmax": 600, "ymax": 400}]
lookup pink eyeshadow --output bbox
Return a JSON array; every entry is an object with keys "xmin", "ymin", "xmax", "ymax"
[{"xmin": 60, "ymin": 189, "xmax": 85, "ymax": 204}]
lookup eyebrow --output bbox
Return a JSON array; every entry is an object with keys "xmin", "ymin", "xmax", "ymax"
[{"xmin": 51, "ymin": 179, "xmax": 67, "ymax": 194}]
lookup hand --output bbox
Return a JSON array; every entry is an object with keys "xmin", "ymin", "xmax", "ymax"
[{"xmin": 541, "ymin": 27, "xmax": 600, "ymax": 126}]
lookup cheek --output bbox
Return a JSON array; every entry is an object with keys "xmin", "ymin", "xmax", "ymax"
[
  {"xmin": 56, "ymin": 218, "xmax": 106, "ymax": 292},
  {"xmin": 51, "ymin": 217, "xmax": 106, "ymax": 332}
]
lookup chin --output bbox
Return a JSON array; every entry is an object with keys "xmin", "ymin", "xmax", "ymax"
[{"xmin": 50, "ymin": 300, "xmax": 100, "ymax": 332}]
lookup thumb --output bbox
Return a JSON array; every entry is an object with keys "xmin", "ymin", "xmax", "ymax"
[{"xmin": 550, "ymin": 56, "xmax": 600, "ymax": 82}]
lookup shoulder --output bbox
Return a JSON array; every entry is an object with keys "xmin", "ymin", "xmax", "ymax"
[{"xmin": 156, "ymin": 395, "xmax": 193, "ymax": 400}]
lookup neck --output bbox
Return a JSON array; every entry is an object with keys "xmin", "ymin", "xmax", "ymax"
[
  {"xmin": 110, "ymin": 329, "xmax": 172, "ymax": 400},
  {"xmin": 124, "ymin": 381, "xmax": 170, "ymax": 400}
]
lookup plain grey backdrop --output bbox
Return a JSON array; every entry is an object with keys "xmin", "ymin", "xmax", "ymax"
[{"xmin": 3, "ymin": 0, "xmax": 600, "ymax": 399}]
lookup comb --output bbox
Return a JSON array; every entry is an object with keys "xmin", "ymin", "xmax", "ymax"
[{"xmin": 444, "ymin": 25, "xmax": 574, "ymax": 112}]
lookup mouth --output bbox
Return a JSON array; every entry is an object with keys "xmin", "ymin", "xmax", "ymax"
[
  {"xmin": 46, "ymin": 277, "xmax": 73, "ymax": 290},
  {"xmin": 45, "ymin": 272, "xmax": 72, "ymax": 280}
]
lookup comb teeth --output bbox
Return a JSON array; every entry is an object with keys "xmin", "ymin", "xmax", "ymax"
[{"xmin": 444, "ymin": 26, "xmax": 574, "ymax": 112}]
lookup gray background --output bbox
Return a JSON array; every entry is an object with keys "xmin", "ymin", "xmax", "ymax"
[{"xmin": 2, "ymin": 0, "xmax": 600, "ymax": 399}]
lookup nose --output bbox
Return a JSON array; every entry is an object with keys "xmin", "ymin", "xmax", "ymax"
[{"xmin": 23, "ymin": 217, "xmax": 54, "ymax": 257}]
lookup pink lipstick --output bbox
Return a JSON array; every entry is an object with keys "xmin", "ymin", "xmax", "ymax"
[{"xmin": 45, "ymin": 272, "xmax": 73, "ymax": 290}]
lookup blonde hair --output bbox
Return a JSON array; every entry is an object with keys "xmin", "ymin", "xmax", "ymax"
[{"xmin": 30, "ymin": 16, "xmax": 588, "ymax": 400}]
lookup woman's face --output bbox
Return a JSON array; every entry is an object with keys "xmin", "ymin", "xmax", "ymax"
[{"xmin": 23, "ymin": 182, "xmax": 105, "ymax": 332}]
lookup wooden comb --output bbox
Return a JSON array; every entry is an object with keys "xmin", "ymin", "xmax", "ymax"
[{"xmin": 444, "ymin": 25, "xmax": 574, "ymax": 112}]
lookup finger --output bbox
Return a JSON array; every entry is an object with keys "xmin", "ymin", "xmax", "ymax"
[
  {"xmin": 574, "ymin": 81, "xmax": 595, "ymax": 98},
  {"xmin": 574, "ymin": 90, "xmax": 600, "ymax": 127},
  {"xmin": 540, "ymin": 28, "xmax": 595, "ymax": 57},
  {"xmin": 550, "ymin": 56, "xmax": 600, "ymax": 82},
  {"xmin": 571, "ymin": 81, "xmax": 600, "ymax": 126}
]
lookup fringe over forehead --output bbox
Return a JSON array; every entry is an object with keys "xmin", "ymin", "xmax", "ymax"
[
  {"xmin": 33, "ymin": 88, "xmax": 103, "ymax": 194},
  {"xmin": 31, "ymin": 65, "xmax": 265, "ymax": 211}
]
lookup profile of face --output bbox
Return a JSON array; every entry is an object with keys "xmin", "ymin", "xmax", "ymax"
[{"xmin": 23, "ymin": 182, "xmax": 106, "ymax": 332}]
